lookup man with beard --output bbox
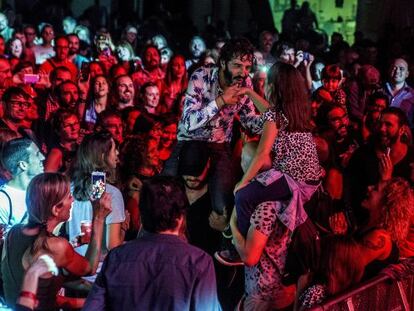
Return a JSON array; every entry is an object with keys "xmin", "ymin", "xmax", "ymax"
[
  {"xmin": 346, "ymin": 107, "xmax": 414, "ymax": 225},
  {"xmin": 185, "ymin": 36, "xmax": 207, "ymax": 69},
  {"xmin": 361, "ymin": 92, "xmax": 389, "ymax": 142},
  {"xmin": 41, "ymin": 66, "xmax": 73, "ymax": 121},
  {"xmin": 67, "ymin": 33, "xmax": 88, "ymax": 70},
  {"xmin": 39, "ymin": 36, "xmax": 78, "ymax": 81},
  {"xmin": 57, "ymin": 81, "xmax": 85, "ymax": 117},
  {"xmin": 258, "ymin": 31, "xmax": 277, "ymax": 66},
  {"xmin": 132, "ymin": 44, "xmax": 164, "ymax": 92},
  {"xmin": 163, "ymin": 38, "xmax": 269, "ymax": 218},
  {"xmin": 178, "ymin": 141, "xmax": 222, "ymax": 255},
  {"xmin": 316, "ymin": 104, "xmax": 360, "ymax": 170},
  {"xmin": 385, "ymin": 58, "xmax": 414, "ymax": 128},
  {"xmin": 112, "ymin": 74, "xmax": 138, "ymax": 124}
]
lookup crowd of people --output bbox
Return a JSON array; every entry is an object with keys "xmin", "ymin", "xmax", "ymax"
[{"xmin": 0, "ymin": 2, "xmax": 413, "ymax": 310}]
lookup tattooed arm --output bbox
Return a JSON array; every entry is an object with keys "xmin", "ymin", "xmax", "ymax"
[{"xmin": 360, "ymin": 229, "xmax": 393, "ymax": 265}]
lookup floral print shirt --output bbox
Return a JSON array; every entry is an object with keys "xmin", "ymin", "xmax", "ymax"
[{"xmin": 177, "ymin": 66, "xmax": 263, "ymax": 143}]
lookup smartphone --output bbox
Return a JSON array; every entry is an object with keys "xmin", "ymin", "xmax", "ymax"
[
  {"xmin": 23, "ymin": 74, "xmax": 40, "ymax": 84},
  {"xmin": 80, "ymin": 62, "xmax": 89, "ymax": 81},
  {"xmin": 303, "ymin": 52, "xmax": 310, "ymax": 62},
  {"xmin": 91, "ymin": 171, "xmax": 106, "ymax": 201}
]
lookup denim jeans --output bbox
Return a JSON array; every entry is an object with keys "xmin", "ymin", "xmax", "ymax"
[
  {"xmin": 162, "ymin": 140, "xmax": 235, "ymax": 214},
  {"xmin": 235, "ymin": 176, "xmax": 291, "ymax": 237}
]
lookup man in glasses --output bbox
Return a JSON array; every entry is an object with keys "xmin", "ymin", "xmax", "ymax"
[
  {"xmin": 0, "ymin": 87, "xmax": 31, "ymax": 137},
  {"xmin": 39, "ymin": 36, "xmax": 78, "ymax": 81}
]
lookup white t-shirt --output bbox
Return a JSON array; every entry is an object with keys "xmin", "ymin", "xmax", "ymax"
[
  {"xmin": 33, "ymin": 45, "xmax": 55, "ymax": 65},
  {"xmin": 67, "ymin": 183, "xmax": 125, "ymax": 256},
  {"xmin": 0, "ymin": 185, "xmax": 27, "ymax": 226}
]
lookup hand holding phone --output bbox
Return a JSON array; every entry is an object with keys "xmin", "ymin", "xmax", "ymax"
[{"xmin": 91, "ymin": 171, "xmax": 106, "ymax": 201}]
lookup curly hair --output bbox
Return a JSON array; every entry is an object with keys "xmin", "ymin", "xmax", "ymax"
[
  {"xmin": 381, "ymin": 178, "xmax": 414, "ymax": 246},
  {"xmin": 218, "ymin": 37, "xmax": 254, "ymax": 66}
]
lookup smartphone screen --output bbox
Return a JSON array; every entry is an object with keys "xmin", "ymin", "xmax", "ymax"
[
  {"xmin": 23, "ymin": 74, "xmax": 40, "ymax": 84},
  {"xmin": 91, "ymin": 171, "xmax": 106, "ymax": 200}
]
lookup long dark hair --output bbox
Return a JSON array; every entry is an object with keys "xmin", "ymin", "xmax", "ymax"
[
  {"xmin": 318, "ymin": 235, "xmax": 364, "ymax": 295},
  {"xmin": 70, "ymin": 131, "xmax": 114, "ymax": 201},
  {"xmin": 26, "ymin": 173, "xmax": 70, "ymax": 256},
  {"xmin": 267, "ymin": 62, "xmax": 311, "ymax": 132},
  {"xmin": 164, "ymin": 54, "xmax": 188, "ymax": 93}
]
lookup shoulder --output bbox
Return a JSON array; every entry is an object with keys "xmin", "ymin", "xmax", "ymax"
[
  {"xmin": 189, "ymin": 66, "xmax": 215, "ymax": 83},
  {"xmin": 360, "ymin": 229, "xmax": 392, "ymax": 261},
  {"xmin": 46, "ymin": 235, "xmax": 73, "ymax": 255},
  {"xmin": 106, "ymin": 184, "xmax": 123, "ymax": 198}
]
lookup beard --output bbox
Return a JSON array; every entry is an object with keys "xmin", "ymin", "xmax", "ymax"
[
  {"xmin": 223, "ymin": 64, "xmax": 247, "ymax": 86},
  {"xmin": 373, "ymin": 131, "xmax": 400, "ymax": 149},
  {"xmin": 184, "ymin": 177, "xmax": 208, "ymax": 190}
]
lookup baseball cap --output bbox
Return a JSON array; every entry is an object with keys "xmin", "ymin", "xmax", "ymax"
[{"xmin": 178, "ymin": 141, "xmax": 209, "ymax": 177}]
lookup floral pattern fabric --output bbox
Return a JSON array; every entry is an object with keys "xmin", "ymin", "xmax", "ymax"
[{"xmin": 177, "ymin": 67, "xmax": 264, "ymax": 143}]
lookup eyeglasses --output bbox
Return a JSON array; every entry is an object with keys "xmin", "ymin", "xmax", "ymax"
[
  {"xmin": 9, "ymin": 100, "xmax": 30, "ymax": 108},
  {"xmin": 24, "ymin": 32, "xmax": 36, "ymax": 36}
]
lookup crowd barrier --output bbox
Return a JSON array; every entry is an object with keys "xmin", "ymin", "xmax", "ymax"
[{"xmin": 309, "ymin": 258, "xmax": 414, "ymax": 311}]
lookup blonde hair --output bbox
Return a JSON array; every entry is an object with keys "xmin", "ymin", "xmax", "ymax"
[{"xmin": 382, "ymin": 178, "xmax": 414, "ymax": 246}]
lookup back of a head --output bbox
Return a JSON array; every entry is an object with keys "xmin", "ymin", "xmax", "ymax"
[
  {"xmin": 26, "ymin": 172, "xmax": 70, "ymax": 226},
  {"xmin": 320, "ymin": 235, "xmax": 363, "ymax": 295},
  {"xmin": 2, "ymin": 138, "xmax": 32, "ymax": 176},
  {"xmin": 267, "ymin": 62, "xmax": 311, "ymax": 132},
  {"xmin": 139, "ymin": 176, "xmax": 188, "ymax": 233}
]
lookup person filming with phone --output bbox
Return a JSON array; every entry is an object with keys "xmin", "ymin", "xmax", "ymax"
[
  {"xmin": 67, "ymin": 131, "xmax": 126, "ymax": 256},
  {"xmin": 1, "ymin": 172, "xmax": 112, "ymax": 310}
]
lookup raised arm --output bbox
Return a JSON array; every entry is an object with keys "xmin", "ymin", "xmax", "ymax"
[
  {"xmin": 235, "ymin": 120, "xmax": 277, "ymax": 193},
  {"xmin": 51, "ymin": 192, "xmax": 112, "ymax": 276},
  {"xmin": 180, "ymin": 70, "xmax": 222, "ymax": 132}
]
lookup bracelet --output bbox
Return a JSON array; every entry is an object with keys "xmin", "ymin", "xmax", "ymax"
[
  {"xmin": 19, "ymin": 291, "xmax": 38, "ymax": 302},
  {"xmin": 222, "ymin": 224, "xmax": 232, "ymax": 238}
]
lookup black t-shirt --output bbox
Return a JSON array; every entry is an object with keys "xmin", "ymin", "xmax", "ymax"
[{"xmin": 186, "ymin": 191, "xmax": 221, "ymax": 256}]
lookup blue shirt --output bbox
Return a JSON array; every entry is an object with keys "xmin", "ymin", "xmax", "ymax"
[
  {"xmin": 177, "ymin": 66, "xmax": 263, "ymax": 143},
  {"xmin": 83, "ymin": 232, "xmax": 222, "ymax": 311},
  {"xmin": 385, "ymin": 82, "xmax": 414, "ymax": 128}
]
